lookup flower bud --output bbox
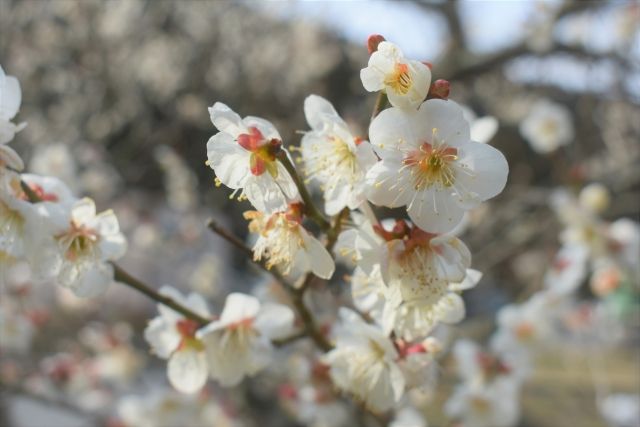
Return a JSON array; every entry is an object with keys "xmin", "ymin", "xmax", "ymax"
[
  {"xmin": 429, "ymin": 79, "xmax": 450, "ymax": 100},
  {"xmin": 367, "ymin": 34, "xmax": 386, "ymax": 54}
]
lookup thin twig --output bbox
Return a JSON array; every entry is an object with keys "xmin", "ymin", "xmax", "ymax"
[
  {"xmin": 276, "ymin": 151, "xmax": 330, "ymax": 230},
  {"xmin": 207, "ymin": 219, "xmax": 288, "ymax": 285},
  {"xmin": 111, "ymin": 263, "xmax": 211, "ymax": 325}
]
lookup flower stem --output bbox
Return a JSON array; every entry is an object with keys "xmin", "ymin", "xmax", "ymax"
[{"xmin": 276, "ymin": 151, "xmax": 330, "ymax": 230}]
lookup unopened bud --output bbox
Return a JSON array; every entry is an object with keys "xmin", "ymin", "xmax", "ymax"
[
  {"xmin": 367, "ymin": 34, "xmax": 386, "ymax": 54},
  {"xmin": 429, "ymin": 79, "xmax": 450, "ymax": 100}
]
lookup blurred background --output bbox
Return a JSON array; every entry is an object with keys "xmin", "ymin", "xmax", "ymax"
[{"xmin": 0, "ymin": 0, "xmax": 638, "ymax": 426}]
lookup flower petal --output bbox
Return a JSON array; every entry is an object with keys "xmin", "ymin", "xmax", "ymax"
[
  {"xmin": 455, "ymin": 141, "xmax": 509, "ymax": 202},
  {"xmin": 209, "ymin": 102, "xmax": 245, "ymax": 138},
  {"xmin": 167, "ymin": 348, "xmax": 208, "ymax": 394}
]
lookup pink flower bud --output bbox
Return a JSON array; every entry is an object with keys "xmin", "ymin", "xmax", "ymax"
[
  {"xmin": 429, "ymin": 79, "xmax": 450, "ymax": 100},
  {"xmin": 367, "ymin": 34, "xmax": 386, "ymax": 54}
]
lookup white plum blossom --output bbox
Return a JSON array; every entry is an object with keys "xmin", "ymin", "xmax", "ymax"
[
  {"xmin": 206, "ymin": 102, "xmax": 298, "ymax": 213},
  {"xmin": 244, "ymin": 203, "xmax": 335, "ymax": 280},
  {"xmin": 0, "ymin": 65, "xmax": 26, "ymax": 172},
  {"xmin": 335, "ymin": 212, "xmax": 384, "ymax": 274},
  {"xmin": 144, "ymin": 287, "xmax": 211, "ymax": 394},
  {"xmin": 382, "ymin": 268, "xmax": 482, "ymax": 340},
  {"xmin": 0, "ymin": 174, "xmax": 64, "ymax": 269},
  {"xmin": 197, "ymin": 292, "xmax": 295, "ymax": 386},
  {"xmin": 490, "ymin": 292, "xmax": 557, "ymax": 356},
  {"xmin": 445, "ymin": 379, "xmax": 521, "ymax": 427},
  {"xmin": 543, "ymin": 244, "xmax": 589, "ymax": 296},
  {"xmin": 365, "ymin": 99, "xmax": 508, "ymax": 233},
  {"xmin": 519, "ymin": 99, "xmax": 574, "ymax": 154},
  {"xmin": 46, "ymin": 197, "xmax": 127, "ymax": 297},
  {"xmin": 360, "ymin": 41, "xmax": 431, "ymax": 110},
  {"xmin": 0, "ymin": 305, "xmax": 34, "ymax": 354},
  {"xmin": 301, "ymin": 95, "xmax": 377, "ymax": 215},
  {"xmin": 340, "ymin": 216, "xmax": 481, "ymax": 339},
  {"xmin": 452, "ymin": 339, "xmax": 530, "ymax": 387},
  {"xmin": 323, "ymin": 308, "xmax": 405, "ymax": 413}
]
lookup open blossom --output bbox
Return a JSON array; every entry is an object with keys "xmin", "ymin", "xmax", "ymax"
[
  {"xmin": 365, "ymin": 99, "xmax": 508, "ymax": 233},
  {"xmin": 360, "ymin": 41, "xmax": 431, "ymax": 110},
  {"xmin": 0, "ymin": 174, "xmax": 66, "ymax": 271},
  {"xmin": 445, "ymin": 379, "xmax": 521, "ymax": 427},
  {"xmin": 452, "ymin": 340, "xmax": 530, "ymax": 387},
  {"xmin": 244, "ymin": 203, "xmax": 335, "ymax": 280},
  {"xmin": 490, "ymin": 292, "xmax": 557, "ymax": 355},
  {"xmin": 197, "ymin": 292, "xmax": 294, "ymax": 386},
  {"xmin": 46, "ymin": 197, "xmax": 127, "ymax": 297},
  {"xmin": 323, "ymin": 309, "xmax": 405, "ymax": 413},
  {"xmin": 0, "ymin": 65, "xmax": 26, "ymax": 171},
  {"xmin": 519, "ymin": 99, "xmax": 574, "ymax": 154},
  {"xmin": 206, "ymin": 102, "xmax": 298, "ymax": 213},
  {"xmin": 383, "ymin": 268, "xmax": 482, "ymax": 340},
  {"xmin": 543, "ymin": 244, "xmax": 589, "ymax": 296},
  {"xmin": 301, "ymin": 95, "xmax": 377, "ymax": 215},
  {"xmin": 144, "ymin": 287, "xmax": 211, "ymax": 394}
]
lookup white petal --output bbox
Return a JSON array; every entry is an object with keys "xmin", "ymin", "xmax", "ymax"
[
  {"xmin": 365, "ymin": 161, "xmax": 413, "ymax": 208},
  {"xmin": 219, "ymin": 293, "xmax": 260, "ymax": 324},
  {"xmin": 301, "ymin": 229, "xmax": 335, "ymax": 279},
  {"xmin": 407, "ymin": 189, "xmax": 465, "ymax": 233},
  {"xmin": 71, "ymin": 263, "xmax": 113, "ymax": 298},
  {"xmin": 435, "ymin": 293, "xmax": 465, "ymax": 324},
  {"xmin": 0, "ymin": 145, "xmax": 24, "ymax": 171},
  {"xmin": 255, "ymin": 303, "xmax": 295, "ymax": 339},
  {"xmin": 449, "ymin": 269, "xmax": 483, "ymax": 291},
  {"xmin": 243, "ymin": 173, "xmax": 291, "ymax": 213},
  {"xmin": 94, "ymin": 210, "xmax": 120, "ymax": 236},
  {"xmin": 304, "ymin": 94, "xmax": 341, "ymax": 131},
  {"xmin": 242, "ymin": 116, "xmax": 281, "ymax": 141},
  {"xmin": 360, "ymin": 67, "xmax": 385, "ymax": 92},
  {"xmin": 209, "ymin": 102, "xmax": 245, "ymax": 138},
  {"xmin": 471, "ymin": 116, "xmax": 499, "ymax": 144},
  {"xmin": 167, "ymin": 348, "xmax": 208, "ymax": 394},
  {"xmin": 418, "ymin": 99, "xmax": 470, "ymax": 148},
  {"xmin": 355, "ymin": 140, "xmax": 378, "ymax": 171},
  {"xmin": 206, "ymin": 132, "xmax": 250, "ymax": 189},
  {"xmin": 99, "ymin": 233, "xmax": 127, "ymax": 261},
  {"xmin": 0, "ymin": 75, "xmax": 21, "ymax": 121},
  {"xmin": 71, "ymin": 198, "xmax": 96, "ymax": 224},
  {"xmin": 144, "ymin": 317, "xmax": 180, "ymax": 358},
  {"xmin": 369, "ymin": 107, "xmax": 421, "ymax": 161},
  {"xmin": 455, "ymin": 141, "xmax": 508, "ymax": 204}
]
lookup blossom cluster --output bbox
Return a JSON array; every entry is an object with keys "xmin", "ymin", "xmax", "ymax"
[{"xmin": 2, "ymin": 30, "xmax": 637, "ymax": 427}]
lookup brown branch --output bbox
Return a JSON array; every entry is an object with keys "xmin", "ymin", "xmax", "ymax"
[
  {"xmin": 206, "ymin": 218, "xmax": 289, "ymax": 285},
  {"xmin": 276, "ymin": 151, "xmax": 331, "ymax": 230},
  {"xmin": 111, "ymin": 263, "xmax": 211, "ymax": 325}
]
